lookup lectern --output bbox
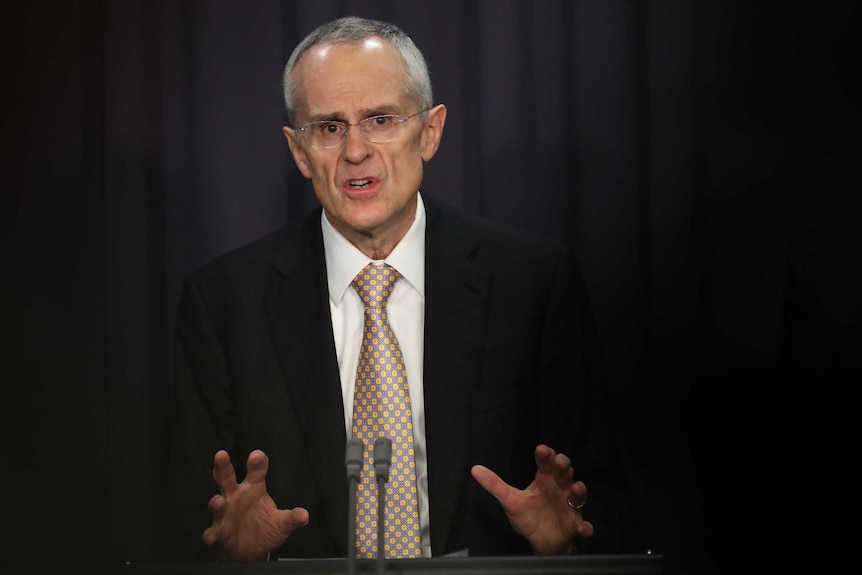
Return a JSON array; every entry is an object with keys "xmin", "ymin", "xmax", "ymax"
[{"xmin": 118, "ymin": 553, "xmax": 662, "ymax": 575}]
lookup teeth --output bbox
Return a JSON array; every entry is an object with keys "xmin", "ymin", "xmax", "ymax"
[{"xmin": 349, "ymin": 179, "xmax": 371, "ymax": 187}]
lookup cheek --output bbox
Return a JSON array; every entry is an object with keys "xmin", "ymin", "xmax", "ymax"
[
  {"xmin": 305, "ymin": 155, "xmax": 333, "ymax": 181},
  {"xmin": 311, "ymin": 163, "xmax": 342, "ymax": 199},
  {"xmin": 391, "ymin": 151, "xmax": 425, "ymax": 187}
]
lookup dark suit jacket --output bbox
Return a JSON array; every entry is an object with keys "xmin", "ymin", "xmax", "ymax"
[{"xmin": 158, "ymin": 196, "xmax": 631, "ymax": 563}]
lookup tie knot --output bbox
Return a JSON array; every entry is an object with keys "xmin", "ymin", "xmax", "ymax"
[{"xmin": 352, "ymin": 263, "xmax": 401, "ymax": 308}]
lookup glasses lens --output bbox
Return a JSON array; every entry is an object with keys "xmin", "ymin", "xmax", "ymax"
[
  {"xmin": 304, "ymin": 121, "xmax": 345, "ymax": 148},
  {"xmin": 362, "ymin": 115, "xmax": 404, "ymax": 143},
  {"xmin": 301, "ymin": 112, "xmax": 422, "ymax": 148}
]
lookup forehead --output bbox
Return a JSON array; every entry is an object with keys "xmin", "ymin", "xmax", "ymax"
[{"xmin": 293, "ymin": 38, "xmax": 410, "ymax": 117}]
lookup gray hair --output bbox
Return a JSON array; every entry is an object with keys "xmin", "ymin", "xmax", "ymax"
[{"xmin": 282, "ymin": 16, "xmax": 433, "ymax": 127}]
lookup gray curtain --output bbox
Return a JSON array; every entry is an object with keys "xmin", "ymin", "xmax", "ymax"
[{"xmin": 3, "ymin": 1, "xmax": 859, "ymax": 573}]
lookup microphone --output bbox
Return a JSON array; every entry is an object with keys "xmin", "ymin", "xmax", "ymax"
[
  {"xmin": 373, "ymin": 437, "xmax": 392, "ymax": 481},
  {"xmin": 345, "ymin": 439, "xmax": 363, "ymax": 575},
  {"xmin": 373, "ymin": 437, "xmax": 392, "ymax": 575}
]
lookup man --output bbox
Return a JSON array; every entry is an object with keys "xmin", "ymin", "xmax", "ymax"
[{"xmin": 159, "ymin": 16, "xmax": 632, "ymax": 563}]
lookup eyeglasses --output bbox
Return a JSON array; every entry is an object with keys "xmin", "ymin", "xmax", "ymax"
[{"xmin": 296, "ymin": 109, "xmax": 428, "ymax": 149}]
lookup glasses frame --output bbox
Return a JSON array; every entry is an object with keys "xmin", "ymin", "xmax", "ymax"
[{"xmin": 296, "ymin": 108, "xmax": 429, "ymax": 149}]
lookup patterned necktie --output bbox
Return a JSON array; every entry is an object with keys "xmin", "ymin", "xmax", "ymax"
[{"xmin": 351, "ymin": 263, "xmax": 422, "ymax": 559}]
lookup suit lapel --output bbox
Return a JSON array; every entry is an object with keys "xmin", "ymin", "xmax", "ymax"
[
  {"xmin": 422, "ymin": 198, "xmax": 491, "ymax": 554},
  {"xmin": 263, "ymin": 211, "xmax": 349, "ymax": 556}
]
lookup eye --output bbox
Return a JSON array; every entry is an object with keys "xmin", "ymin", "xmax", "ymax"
[
  {"xmin": 368, "ymin": 115, "xmax": 396, "ymax": 128},
  {"xmin": 319, "ymin": 122, "xmax": 344, "ymax": 135}
]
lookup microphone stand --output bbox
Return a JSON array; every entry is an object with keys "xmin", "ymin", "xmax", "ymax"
[
  {"xmin": 345, "ymin": 439, "xmax": 364, "ymax": 575},
  {"xmin": 373, "ymin": 437, "xmax": 392, "ymax": 575}
]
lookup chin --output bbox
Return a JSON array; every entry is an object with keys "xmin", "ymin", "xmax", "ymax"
[{"xmin": 334, "ymin": 207, "xmax": 379, "ymax": 229}]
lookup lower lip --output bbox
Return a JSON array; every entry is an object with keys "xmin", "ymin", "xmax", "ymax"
[{"xmin": 344, "ymin": 181, "xmax": 378, "ymax": 197}]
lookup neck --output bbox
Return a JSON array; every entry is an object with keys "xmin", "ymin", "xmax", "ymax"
[{"xmin": 327, "ymin": 195, "xmax": 418, "ymax": 260}]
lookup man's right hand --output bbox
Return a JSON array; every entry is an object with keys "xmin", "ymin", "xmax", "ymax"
[{"xmin": 203, "ymin": 449, "xmax": 310, "ymax": 562}]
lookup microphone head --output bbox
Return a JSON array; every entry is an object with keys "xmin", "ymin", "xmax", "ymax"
[
  {"xmin": 373, "ymin": 437, "xmax": 392, "ymax": 481},
  {"xmin": 345, "ymin": 438, "xmax": 364, "ymax": 481}
]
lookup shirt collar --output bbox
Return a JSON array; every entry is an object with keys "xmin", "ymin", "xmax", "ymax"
[{"xmin": 323, "ymin": 192, "xmax": 426, "ymax": 306}]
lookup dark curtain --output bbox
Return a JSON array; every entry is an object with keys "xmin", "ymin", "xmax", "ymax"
[{"xmin": 3, "ymin": 1, "xmax": 859, "ymax": 574}]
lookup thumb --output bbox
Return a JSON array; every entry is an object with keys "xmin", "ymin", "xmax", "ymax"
[
  {"xmin": 278, "ymin": 506, "xmax": 310, "ymax": 538},
  {"xmin": 471, "ymin": 464, "xmax": 510, "ymax": 504}
]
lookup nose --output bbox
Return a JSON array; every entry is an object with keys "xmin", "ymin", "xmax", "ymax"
[{"xmin": 342, "ymin": 123, "xmax": 372, "ymax": 162}]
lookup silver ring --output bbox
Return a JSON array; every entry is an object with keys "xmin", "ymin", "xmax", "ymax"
[{"xmin": 567, "ymin": 496, "xmax": 585, "ymax": 510}]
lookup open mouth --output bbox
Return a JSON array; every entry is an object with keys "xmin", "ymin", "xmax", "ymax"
[{"xmin": 349, "ymin": 179, "xmax": 372, "ymax": 188}]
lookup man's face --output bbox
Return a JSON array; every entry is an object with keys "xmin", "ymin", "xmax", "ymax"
[{"xmin": 283, "ymin": 38, "xmax": 445, "ymax": 252}]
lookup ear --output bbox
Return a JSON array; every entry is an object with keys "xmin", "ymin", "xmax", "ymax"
[
  {"xmin": 283, "ymin": 126, "xmax": 313, "ymax": 179},
  {"xmin": 419, "ymin": 104, "xmax": 447, "ymax": 162}
]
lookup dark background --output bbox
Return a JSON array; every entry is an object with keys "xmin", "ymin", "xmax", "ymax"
[{"xmin": 2, "ymin": 1, "xmax": 859, "ymax": 574}]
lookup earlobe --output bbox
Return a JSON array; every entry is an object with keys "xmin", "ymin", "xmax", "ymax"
[
  {"xmin": 420, "ymin": 104, "xmax": 447, "ymax": 162},
  {"xmin": 283, "ymin": 126, "xmax": 313, "ymax": 178}
]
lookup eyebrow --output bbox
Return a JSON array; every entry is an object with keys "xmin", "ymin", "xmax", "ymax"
[{"xmin": 305, "ymin": 105, "xmax": 404, "ymax": 123}]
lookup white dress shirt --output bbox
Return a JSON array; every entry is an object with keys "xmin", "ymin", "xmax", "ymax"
[{"xmin": 322, "ymin": 192, "xmax": 432, "ymax": 557}]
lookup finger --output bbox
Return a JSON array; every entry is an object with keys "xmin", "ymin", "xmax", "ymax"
[
  {"xmin": 574, "ymin": 518, "xmax": 595, "ymax": 539},
  {"xmin": 212, "ymin": 450, "xmax": 239, "ymax": 492},
  {"xmin": 552, "ymin": 451, "xmax": 572, "ymax": 471},
  {"xmin": 203, "ymin": 495, "xmax": 225, "ymax": 547},
  {"xmin": 552, "ymin": 453, "xmax": 575, "ymax": 489},
  {"xmin": 207, "ymin": 494, "xmax": 226, "ymax": 517},
  {"xmin": 533, "ymin": 445, "xmax": 560, "ymax": 479},
  {"xmin": 534, "ymin": 444, "xmax": 555, "ymax": 470},
  {"xmin": 245, "ymin": 449, "xmax": 270, "ymax": 484},
  {"xmin": 536, "ymin": 446, "xmax": 575, "ymax": 491},
  {"xmin": 202, "ymin": 526, "xmax": 218, "ymax": 546},
  {"xmin": 567, "ymin": 481, "xmax": 588, "ymax": 509},
  {"xmin": 570, "ymin": 480, "xmax": 587, "ymax": 499}
]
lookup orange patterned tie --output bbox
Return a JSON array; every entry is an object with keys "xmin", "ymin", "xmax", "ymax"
[{"xmin": 351, "ymin": 263, "xmax": 422, "ymax": 559}]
